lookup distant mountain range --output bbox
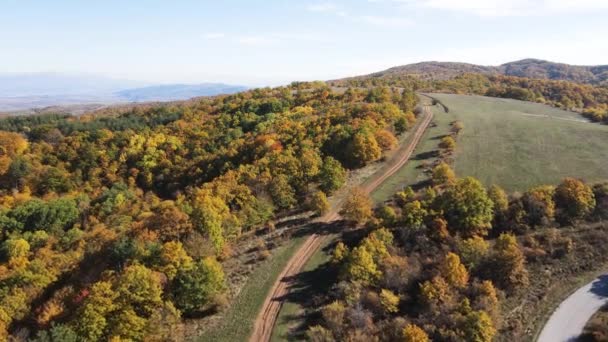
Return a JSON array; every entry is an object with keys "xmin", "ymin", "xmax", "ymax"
[
  {"xmin": 0, "ymin": 73, "xmax": 248, "ymax": 112},
  {"xmin": 116, "ymin": 84, "xmax": 248, "ymax": 102},
  {"xmin": 355, "ymin": 59, "xmax": 608, "ymax": 85}
]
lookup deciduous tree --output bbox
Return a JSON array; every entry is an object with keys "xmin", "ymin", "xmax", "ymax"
[{"xmin": 340, "ymin": 188, "xmax": 373, "ymax": 224}]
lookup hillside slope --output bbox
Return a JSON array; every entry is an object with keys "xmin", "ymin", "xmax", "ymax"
[
  {"xmin": 351, "ymin": 59, "xmax": 608, "ymax": 85},
  {"xmin": 372, "ymin": 93, "xmax": 608, "ymax": 194}
]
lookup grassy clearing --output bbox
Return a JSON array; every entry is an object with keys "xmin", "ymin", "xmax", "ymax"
[
  {"xmin": 374, "ymin": 93, "xmax": 608, "ymax": 195},
  {"xmin": 270, "ymin": 235, "xmax": 338, "ymax": 342},
  {"xmin": 371, "ymin": 100, "xmax": 452, "ymax": 202},
  {"xmin": 197, "ymin": 235, "xmax": 307, "ymax": 342}
]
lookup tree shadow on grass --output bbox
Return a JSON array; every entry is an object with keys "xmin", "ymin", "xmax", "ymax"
[
  {"xmin": 430, "ymin": 134, "xmax": 450, "ymax": 140},
  {"xmin": 271, "ymin": 225, "xmax": 370, "ymax": 340},
  {"xmin": 412, "ymin": 150, "xmax": 439, "ymax": 161}
]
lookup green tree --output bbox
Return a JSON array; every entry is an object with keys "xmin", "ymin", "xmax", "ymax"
[
  {"xmin": 402, "ymin": 200, "xmax": 427, "ymax": 229},
  {"xmin": 75, "ymin": 281, "xmax": 118, "ymax": 342},
  {"xmin": 269, "ymin": 174, "xmax": 297, "ymax": 209},
  {"xmin": 461, "ymin": 310, "xmax": 496, "ymax": 342},
  {"xmin": 342, "ymin": 245, "xmax": 380, "ymax": 285},
  {"xmin": 437, "ymin": 177, "xmax": 494, "ymax": 237},
  {"xmin": 173, "ymin": 257, "xmax": 225, "ymax": 314},
  {"xmin": 116, "ymin": 264, "xmax": 163, "ymax": 317},
  {"xmin": 309, "ymin": 190, "xmax": 330, "ymax": 216},
  {"xmin": 458, "ymin": 236, "xmax": 489, "ymax": 269},
  {"xmin": 488, "ymin": 185, "xmax": 508, "ymax": 213},
  {"xmin": 318, "ymin": 157, "xmax": 346, "ymax": 195}
]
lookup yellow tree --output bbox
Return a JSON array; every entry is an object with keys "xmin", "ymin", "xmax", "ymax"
[
  {"xmin": 159, "ymin": 241, "xmax": 193, "ymax": 280},
  {"xmin": 350, "ymin": 131, "xmax": 381, "ymax": 166},
  {"xmin": 403, "ymin": 324, "xmax": 430, "ymax": 342},
  {"xmin": 461, "ymin": 310, "xmax": 496, "ymax": 342},
  {"xmin": 76, "ymin": 281, "xmax": 118, "ymax": 342},
  {"xmin": 420, "ymin": 276, "xmax": 454, "ymax": 311},
  {"xmin": 340, "ymin": 187, "xmax": 373, "ymax": 224},
  {"xmin": 380, "ymin": 289, "xmax": 400, "ymax": 314},
  {"xmin": 441, "ymin": 252, "xmax": 469, "ymax": 288},
  {"xmin": 555, "ymin": 177, "xmax": 596, "ymax": 223},
  {"xmin": 342, "ymin": 246, "xmax": 380, "ymax": 285},
  {"xmin": 309, "ymin": 190, "xmax": 330, "ymax": 216},
  {"xmin": 487, "ymin": 185, "xmax": 508, "ymax": 214},
  {"xmin": 191, "ymin": 190, "xmax": 231, "ymax": 254},
  {"xmin": 432, "ymin": 162, "xmax": 456, "ymax": 186},
  {"xmin": 491, "ymin": 233, "xmax": 529, "ymax": 291},
  {"xmin": 439, "ymin": 136, "xmax": 456, "ymax": 152},
  {"xmin": 375, "ymin": 129, "xmax": 398, "ymax": 151}
]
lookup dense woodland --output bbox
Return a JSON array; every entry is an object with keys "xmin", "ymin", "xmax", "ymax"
[
  {"xmin": 308, "ymin": 166, "xmax": 608, "ymax": 342},
  {"xmin": 0, "ymin": 83, "xmax": 419, "ymax": 340}
]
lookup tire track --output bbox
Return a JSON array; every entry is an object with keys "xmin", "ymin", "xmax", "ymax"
[{"xmin": 250, "ymin": 105, "xmax": 434, "ymax": 342}]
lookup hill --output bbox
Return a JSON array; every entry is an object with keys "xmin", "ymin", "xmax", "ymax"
[
  {"xmin": 373, "ymin": 93, "xmax": 608, "ymax": 199},
  {"xmin": 352, "ymin": 59, "xmax": 608, "ymax": 85}
]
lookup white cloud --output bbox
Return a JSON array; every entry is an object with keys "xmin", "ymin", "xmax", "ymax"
[{"xmin": 382, "ymin": 0, "xmax": 608, "ymax": 16}]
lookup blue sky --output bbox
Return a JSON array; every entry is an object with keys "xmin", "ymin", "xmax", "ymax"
[{"xmin": 2, "ymin": 0, "xmax": 608, "ymax": 86}]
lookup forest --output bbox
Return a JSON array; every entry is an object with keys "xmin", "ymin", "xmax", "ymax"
[
  {"xmin": 0, "ymin": 83, "xmax": 419, "ymax": 340},
  {"xmin": 307, "ymin": 168, "xmax": 608, "ymax": 342}
]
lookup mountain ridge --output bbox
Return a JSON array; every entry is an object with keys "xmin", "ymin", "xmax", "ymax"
[{"xmin": 352, "ymin": 58, "xmax": 608, "ymax": 85}]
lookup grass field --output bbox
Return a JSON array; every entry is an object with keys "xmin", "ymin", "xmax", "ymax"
[
  {"xmin": 270, "ymin": 235, "xmax": 338, "ymax": 342},
  {"xmin": 374, "ymin": 93, "xmax": 608, "ymax": 196},
  {"xmin": 197, "ymin": 235, "xmax": 307, "ymax": 342}
]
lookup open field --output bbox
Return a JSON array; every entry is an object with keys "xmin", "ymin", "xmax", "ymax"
[
  {"xmin": 374, "ymin": 93, "xmax": 608, "ymax": 196},
  {"xmin": 196, "ymin": 235, "xmax": 307, "ymax": 342}
]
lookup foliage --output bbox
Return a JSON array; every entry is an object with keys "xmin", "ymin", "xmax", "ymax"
[
  {"xmin": 318, "ymin": 157, "xmax": 346, "ymax": 195},
  {"xmin": 402, "ymin": 323, "xmax": 430, "ymax": 342},
  {"xmin": 432, "ymin": 162, "xmax": 456, "ymax": 186},
  {"xmin": 554, "ymin": 177, "xmax": 596, "ymax": 223},
  {"xmin": 340, "ymin": 188, "xmax": 373, "ymax": 224},
  {"xmin": 437, "ymin": 177, "xmax": 494, "ymax": 237},
  {"xmin": 441, "ymin": 252, "xmax": 469, "ymax": 288},
  {"xmin": 172, "ymin": 257, "xmax": 225, "ymax": 315},
  {"xmin": 310, "ymin": 191, "xmax": 330, "ymax": 216}
]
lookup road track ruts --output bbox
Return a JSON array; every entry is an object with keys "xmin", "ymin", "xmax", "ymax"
[{"xmin": 250, "ymin": 105, "xmax": 434, "ymax": 342}]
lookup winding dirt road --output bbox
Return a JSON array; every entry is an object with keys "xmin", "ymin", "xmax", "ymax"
[{"xmin": 249, "ymin": 105, "xmax": 434, "ymax": 342}]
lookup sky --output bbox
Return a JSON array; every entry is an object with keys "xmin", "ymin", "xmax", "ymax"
[{"xmin": 2, "ymin": 0, "xmax": 608, "ymax": 86}]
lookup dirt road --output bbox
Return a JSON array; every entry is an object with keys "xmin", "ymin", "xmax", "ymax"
[{"xmin": 249, "ymin": 105, "xmax": 434, "ymax": 342}]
